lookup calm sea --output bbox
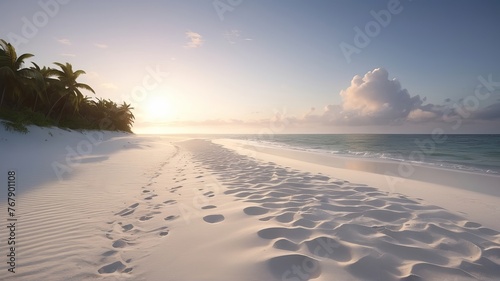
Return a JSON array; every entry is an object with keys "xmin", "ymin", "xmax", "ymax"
[{"xmin": 221, "ymin": 134, "xmax": 500, "ymax": 175}]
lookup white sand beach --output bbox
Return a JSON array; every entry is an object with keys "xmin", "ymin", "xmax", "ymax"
[{"xmin": 1, "ymin": 127, "xmax": 500, "ymax": 281}]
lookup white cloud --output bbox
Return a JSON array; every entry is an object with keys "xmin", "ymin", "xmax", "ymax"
[
  {"xmin": 307, "ymin": 68, "xmax": 500, "ymax": 129},
  {"xmin": 94, "ymin": 43, "xmax": 108, "ymax": 49},
  {"xmin": 407, "ymin": 109, "xmax": 439, "ymax": 122},
  {"xmin": 185, "ymin": 31, "xmax": 203, "ymax": 48},
  {"xmin": 60, "ymin": 53, "xmax": 76, "ymax": 57},
  {"xmin": 289, "ymin": 68, "xmax": 450, "ymax": 127},
  {"xmin": 57, "ymin": 38, "xmax": 71, "ymax": 45},
  {"xmin": 336, "ymin": 68, "xmax": 423, "ymax": 124}
]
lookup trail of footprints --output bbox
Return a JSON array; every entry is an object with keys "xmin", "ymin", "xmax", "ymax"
[
  {"xmin": 98, "ymin": 188, "xmax": 176, "ymax": 274},
  {"xmin": 98, "ymin": 149, "xmax": 182, "ymax": 275},
  {"xmin": 186, "ymin": 140, "xmax": 500, "ymax": 280},
  {"xmin": 98, "ymin": 139, "xmax": 500, "ymax": 279},
  {"xmin": 97, "ymin": 145, "xmax": 222, "ymax": 276}
]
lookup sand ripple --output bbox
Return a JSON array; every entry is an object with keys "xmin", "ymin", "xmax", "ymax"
[{"xmin": 187, "ymin": 140, "xmax": 500, "ymax": 280}]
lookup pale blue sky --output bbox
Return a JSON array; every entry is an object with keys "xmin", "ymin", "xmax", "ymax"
[{"xmin": 1, "ymin": 0, "xmax": 500, "ymax": 133}]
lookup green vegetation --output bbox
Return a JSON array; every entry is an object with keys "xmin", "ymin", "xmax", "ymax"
[{"xmin": 0, "ymin": 39, "xmax": 134, "ymax": 133}]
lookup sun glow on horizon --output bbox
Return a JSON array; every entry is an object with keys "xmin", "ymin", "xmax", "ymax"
[{"xmin": 143, "ymin": 94, "xmax": 175, "ymax": 122}]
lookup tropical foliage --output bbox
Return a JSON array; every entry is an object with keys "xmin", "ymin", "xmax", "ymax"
[{"xmin": 0, "ymin": 39, "xmax": 134, "ymax": 133}]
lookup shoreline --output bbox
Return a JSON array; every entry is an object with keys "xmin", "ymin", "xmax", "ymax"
[
  {"xmin": 218, "ymin": 138, "xmax": 500, "ymax": 195},
  {"xmin": 215, "ymin": 138, "xmax": 500, "ymax": 230}
]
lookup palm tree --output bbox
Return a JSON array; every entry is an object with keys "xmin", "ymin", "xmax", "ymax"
[
  {"xmin": 89, "ymin": 98, "xmax": 134, "ymax": 132},
  {"xmin": 47, "ymin": 62, "xmax": 95, "ymax": 119},
  {"xmin": 118, "ymin": 101, "xmax": 135, "ymax": 132},
  {"xmin": 0, "ymin": 39, "xmax": 35, "ymax": 108},
  {"xmin": 27, "ymin": 62, "xmax": 54, "ymax": 111},
  {"xmin": 0, "ymin": 38, "xmax": 135, "ymax": 132}
]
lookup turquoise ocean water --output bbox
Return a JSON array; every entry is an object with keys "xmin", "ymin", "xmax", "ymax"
[{"xmin": 221, "ymin": 134, "xmax": 500, "ymax": 175}]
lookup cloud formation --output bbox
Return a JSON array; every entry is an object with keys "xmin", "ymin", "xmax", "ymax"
[
  {"xmin": 185, "ymin": 31, "xmax": 203, "ymax": 48},
  {"xmin": 57, "ymin": 38, "xmax": 71, "ymax": 45},
  {"xmin": 324, "ymin": 68, "xmax": 423, "ymax": 125},
  {"xmin": 94, "ymin": 43, "xmax": 108, "ymax": 49},
  {"xmin": 320, "ymin": 68, "xmax": 500, "ymax": 128},
  {"xmin": 472, "ymin": 102, "xmax": 500, "ymax": 120}
]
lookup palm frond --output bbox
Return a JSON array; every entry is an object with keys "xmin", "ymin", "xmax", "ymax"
[{"xmin": 75, "ymin": 83, "xmax": 95, "ymax": 94}]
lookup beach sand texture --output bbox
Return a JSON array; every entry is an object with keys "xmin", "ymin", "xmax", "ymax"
[{"xmin": 0, "ymin": 128, "xmax": 499, "ymax": 280}]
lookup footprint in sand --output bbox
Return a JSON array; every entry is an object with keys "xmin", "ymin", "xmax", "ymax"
[
  {"xmin": 145, "ymin": 226, "xmax": 170, "ymax": 237},
  {"xmin": 266, "ymin": 254, "xmax": 321, "ymax": 280},
  {"xmin": 243, "ymin": 206, "xmax": 269, "ymax": 216},
  {"xmin": 275, "ymin": 212, "xmax": 295, "ymax": 223},
  {"xmin": 257, "ymin": 227, "xmax": 311, "ymax": 240},
  {"xmin": 201, "ymin": 205, "xmax": 217, "ymax": 210},
  {"xmin": 116, "ymin": 203, "xmax": 139, "ymax": 217},
  {"xmin": 203, "ymin": 214, "xmax": 225, "ymax": 223},
  {"xmin": 304, "ymin": 237, "xmax": 352, "ymax": 262},
  {"xmin": 102, "ymin": 250, "xmax": 118, "ymax": 257},
  {"xmin": 163, "ymin": 199, "xmax": 177, "ymax": 205},
  {"xmin": 98, "ymin": 261, "xmax": 127, "ymax": 274},
  {"xmin": 273, "ymin": 239, "xmax": 301, "ymax": 251},
  {"xmin": 203, "ymin": 191, "xmax": 215, "ymax": 198},
  {"xmin": 144, "ymin": 194, "xmax": 158, "ymax": 200},
  {"xmin": 464, "ymin": 221, "xmax": 482, "ymax": 228},
  {"xmin": 139, "ymin": 215, "xmax": 153, "ymax": 221},
  {"xmin": 121, "ymin": 224, "xmax": 134, "ymax": 232},
  {"xmin": 169, "ymin": 186, "xmax": 182, "ymax": 193},
  {"xmin": 259, "ymin": 216, "xmax": 274, "ymax": 222},
  {"xmin": 112, "ymin": 239, "xmax": 128, "ymax": 248},
  {"xmin": 164, "ymin": 215, "xmax": 179, "ymax": 221}
]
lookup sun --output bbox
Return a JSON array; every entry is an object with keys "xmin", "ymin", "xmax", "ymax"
[{"xmin": 144, "ymin": 94, "xmax": 174, "ymax": 121}]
